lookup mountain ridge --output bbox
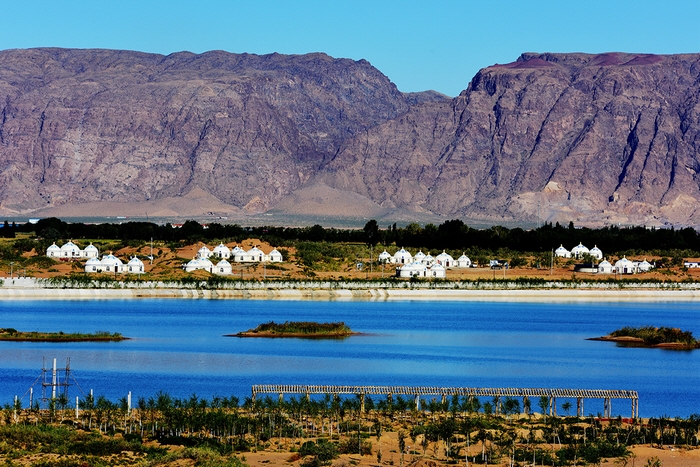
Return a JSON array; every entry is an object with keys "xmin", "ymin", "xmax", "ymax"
[{"xmin": 2, "ymin": 48, "xmax": 700, "ymax": 227}]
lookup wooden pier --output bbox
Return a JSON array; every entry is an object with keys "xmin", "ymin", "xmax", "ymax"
[{"xmin": 252, "ymin": 385, "xmax": 639, "ymax": 418}]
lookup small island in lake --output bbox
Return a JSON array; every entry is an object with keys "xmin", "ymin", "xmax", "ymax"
[
  {"xmin": 588, "ymin": 325, "xmax": 700, "ymax": 349},
  {"xmin": 229, "ymin": 321, "xmax": 357, "ymax": 338},
  {"xmin": 0, "ymin": 328, "xmax": 128, "ymax": 342}
]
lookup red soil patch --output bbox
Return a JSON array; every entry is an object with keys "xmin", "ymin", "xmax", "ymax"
[
  {"xmin": 623, "ymin": 54, "xmax": 663, "ymax": 66},
  {"xmin": 590, "ymin": 53, "xmax": 626, "ymax": 67}
]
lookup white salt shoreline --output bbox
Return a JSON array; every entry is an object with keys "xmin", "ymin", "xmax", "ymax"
[{"xmin": 2, "ymin": 283, "xmax": 700, "ymax": 302}]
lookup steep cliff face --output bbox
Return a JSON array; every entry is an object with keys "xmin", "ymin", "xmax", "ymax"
[
  {"xmin": 2, "ymin": 49, "xmax": 700, "ymax": 227},
  {"xmin": 0, "ymin": 48, "xmax": 409, "ymax": 214},
  {"xmin": 319, "ymin": 53, "xmax": 700, "ymax": 226}
]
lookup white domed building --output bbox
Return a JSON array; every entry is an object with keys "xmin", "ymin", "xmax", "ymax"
[
  {"xmin": 395, "ymin": 261, "xmax": 427, "ymax": 278},
  {"xmin": 413, "ymin": 251, "xmax": 426, "ymax": 264},
  {"xmin": 435, "ymin": 251, "xmax": 455, "ymax": 267},
  {"xmin": 393, "ymin": 248, "xmax": 413, "ymax": 265},
  {"xmin": 100, "ymin": 254, "xmax": 125, "ymax": 273},
  {"xmin": 456, "ymin": 254, "xmax": 472, "ymax": 268},
  {"xmin": 126, "ymin": 256, "xmax": 145, "ymax": 274},
  {"xmin": 84, "ymin": 257, "xmax": 102, "ymax": 273},
  {"xmin": 571, "ymin": 243, "xmax": 590, "ymax": 259},
  {"xmin": 589, "ymin": 245, "xmax": 603, "ymax": 260},
  {"xmin": 597, "ymin": 259, "xmax": 614, "ymax": 274},
  {"xmin": 268, "ymin": 249, "xmax": 283, "ymax": 262},
  {"xmin": 247, "ymin": 246, "xmax": 265, "ymax": 262},
  {"xmin": 214, "ymin": 259, "xmax": 233, "ymax": 275},
  {"xmin": 184, "ymin": 257, "xmax": 214, "ymax": 273},
  {"xmin": 82, "ymin": 243, "xmax": 99, "ymax": 258},
  {"xmin": 46, "ymin": 243, "xmax": 61, "ymax": 258},
  {"xmin": 429, "ymin": 263, "xmax": 446, "ymax": 278},
  {"xmin": 614, "ymin": 256, "xmax": 635, "ymax": 274},
  {"xmin": 212, "ymin": 243, "xmax": 231, "ymax": 259},
  {"xmin": 555, "ymin": 245, "xmax": 571, "ymax": 258},
  {"xmin": 637, "ymin": 259, "xmax": 653, "ymax": 272},
  {"xmin": 196, "ymin": 245, "xmax": 212, "ymax": 259},
  {"xmin": 60, "ymin": 241, "xmax": 82, "ymax": 259},
  {"xmin": 378, "ymin": 250, "xmax": 392, "ymax": 263},
  {"xmin": 421, "ymin": 254, "xmax": 435, "ymax": 265},
  {"xmin": 395, "ymin": 261, "xmax": 446, "ymax": 278}
]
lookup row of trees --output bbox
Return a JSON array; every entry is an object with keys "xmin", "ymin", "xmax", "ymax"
[
  {"xmin": 4, "ymin": 390, "xmax": 699, "ymax": 466},
  {"xmin": 4, "ymin": 217, "xmax": 700, "ymax": 254}
]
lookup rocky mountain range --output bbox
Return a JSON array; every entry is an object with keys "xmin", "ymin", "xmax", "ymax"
[{"xmin": 1, "ymin": 48, "xmax": 700, "ymax": 227}]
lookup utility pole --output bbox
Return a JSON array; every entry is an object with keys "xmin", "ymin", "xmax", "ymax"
[{"xmin": 550, "ymin": 249, "xmax": 553, "ymax": 275}]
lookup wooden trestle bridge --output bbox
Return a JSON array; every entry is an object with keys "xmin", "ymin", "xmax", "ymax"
[{"xmin": 252, "ymin": 385, "xmax": 639, "ymax": 419}]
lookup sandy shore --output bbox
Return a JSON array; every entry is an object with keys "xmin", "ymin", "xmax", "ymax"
[{"xmin": 1, "ymin": 285, "xmax": 700, "ymax": 301}]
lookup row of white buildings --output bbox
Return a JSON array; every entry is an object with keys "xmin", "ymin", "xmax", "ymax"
[
  {"xmin": 555, "ymin": 243, "xmax": 604, "ymax": 260},
  {"xmin": 554, "ymin": 243, "xmax": 654, "ymax": 274},
  {"xmin": 183, "ymin": 244, "xmax": 284, "ymax": 274},
  {"xmin": 46, "ymin": 241, "xmax": 99, "ymax": 259},
  {"xmin": 379, "ymin": 249, "xmax": 473, "ymax": 268},
  {"xmin": 84, "ymin": 254, "xmax": 145, "ymax": 274},
  {"xmin": 596, "ymin": 256, "xmax": 654, "ymax": 274}
]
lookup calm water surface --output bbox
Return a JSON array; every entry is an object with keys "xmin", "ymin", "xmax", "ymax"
[{"xmin": 0, "ymin": 299, "xmax": 698, "ymax": 417}]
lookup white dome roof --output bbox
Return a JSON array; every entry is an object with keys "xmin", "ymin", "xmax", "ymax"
[
  {"xmin": 399, "ymin": 261, "xmax": 426, "ymax": 272},
  {"xmin": 84, "ymin": 243, "xmax": 98, "ymax": 252},
  {"xmin": 215, "ymin": 259, "xmax": 231, "ymax": 267},
  {"xmin": 127, "ymin": 256, "xmax": 144, "ymax": 266},
  {"xmin": 555, "ymin": 245, "xmax": 569, "ymax": 253},
  {"xmin": 614, "ymin": 256, "xmax": 633, "ymax": 267},
  {"xmin": 378, "ymin": 250, "xmax": 392, "ymax": 261},
  {"xmin": 101, "ymin": 254, "xmax": 123, "ymax": 266},
  {"xmin": 247, "ymin": 246, "xmax": 264, "ymax": 254},
  {"xmin": 231, "ymin": 246, "xmax": 244, "ymax": 254},
  {"xmin": 47, "ymin": 243, "xmax": 60, "ymax": 252},
  {"xmin": 423, "ymin": 254, "xmax": 434, "ymax": 262},
  {"xmin": 436, "ymin": 250, "xmax": 454, "ymax": 260},
  {"xmin": 589, "ymin": 245, "xmax": 603, "ymax": 259},
  {"xmin": 197, "ymin": 245, "xmax": 212, "ymax": 254},
  {"xmin": 393, "ymin": 248, "xmax": 412, "ymax": 259},
  {"xmin": 85, "ymin": 257, "xmax": 101, "ymax": 266},
  {"xmin": 187, "ymin": 258, "xmax": 214, "ymax": 268},
  {"xmin": 571, "ymin": 242, "xmax": 590, "ymax": 254},
  {"xmin": 213, "ymin": 243, "xmax": 230, "ymax": 253},
  {"xmin": 60, "ymin": 241, "xmax": 80, "ymax": 251},
  {"xmin": 413, "ymin": 251, "xmax": 426, "ymax": 261},
  {"xmin": 458, "ymin": 254, "xmax": 470, "ymax": 261},
  {"xmin": 430, "ymin": 263, "xmax": 446, "ymax": 271},
  {"xmin": 598, "ymin": 259, "xmax": 612, "ymax": 267}
]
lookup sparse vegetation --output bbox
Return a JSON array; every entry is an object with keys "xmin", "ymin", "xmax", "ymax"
[
  {"xmin": 609, "ymin": 326, "xmax": 699, "ymax": 347},
  {"xmin": 236, "ymin": 321, "xmax": 353, "ymax": 337},
  {"xmin": 0, "ymin": 328, "xmax": 126, "ymax": 342}
]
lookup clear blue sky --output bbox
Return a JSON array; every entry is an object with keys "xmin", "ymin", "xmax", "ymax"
[{"xmin": 3, "ymin": 1, "xmax": 699, "ymax": 96}]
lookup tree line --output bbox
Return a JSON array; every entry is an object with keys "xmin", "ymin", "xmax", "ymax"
[{"xmin": 4, "ymin": 217, "xmax": 700, "ymax": 255}]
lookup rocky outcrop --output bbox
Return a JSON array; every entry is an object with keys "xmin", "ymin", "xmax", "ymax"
[
  {"xmin": 317, "ymin": 52, "xmax": 700, "ymax": 226},
  {"xmin": 0, "ymin": 48, "xmax": 409, "ymax": 215},
  {"xmin": 3, "ymin": 49, "xmax": 700, "ymax": 227}
]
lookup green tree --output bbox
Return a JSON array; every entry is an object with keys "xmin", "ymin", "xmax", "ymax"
[{"xmin": 363, "ymin": 220, "xmax": 380, "ymax": 247}]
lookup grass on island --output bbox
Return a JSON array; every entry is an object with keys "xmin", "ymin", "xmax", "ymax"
[
  {"xmin": 605, "ymin": 326, "xmax": 699, "ymax": 348},
  {"xmin": 0, "ymin": 327, "xmax": 127, "ymax": 342},
  {"xmin": 234, "ymin": 321, "xmax": 353, "ymax": 337}
]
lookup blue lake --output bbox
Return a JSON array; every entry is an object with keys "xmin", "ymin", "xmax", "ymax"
[{"xmin": 0, "ymin": 298, "xmax": 698, "ymax": 417}]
